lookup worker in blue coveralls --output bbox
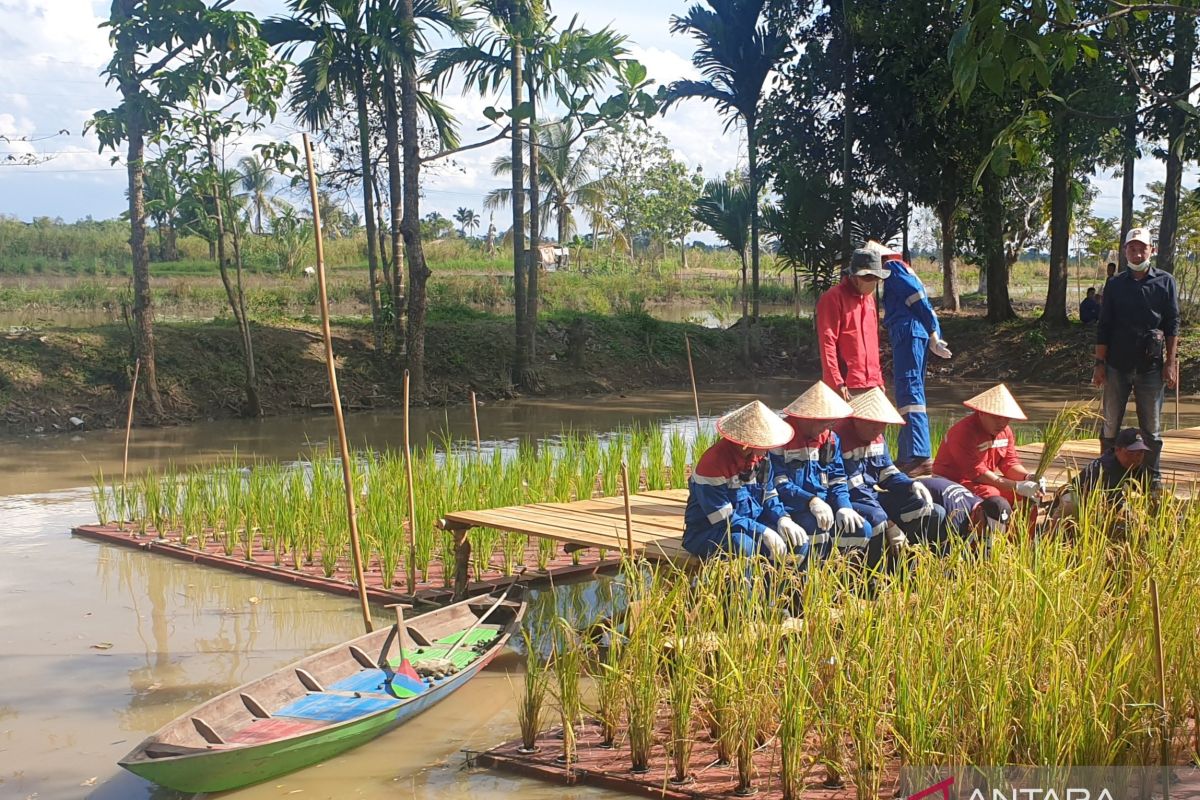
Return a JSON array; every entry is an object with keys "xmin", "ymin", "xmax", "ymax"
[
  {"xmin": 863, "ymin": 240, "xmax": 953, "ymax": 476},
  {"xmin": 834, "ymin": 387, "xmax": 947, "ymax": 562},
  {"xmin": 683, "ymin": 400, "xmax": 809, "ymax": 562},
  {"xmin": 771, "ymin": 381, "xmax": 876, "ymax": 562}
]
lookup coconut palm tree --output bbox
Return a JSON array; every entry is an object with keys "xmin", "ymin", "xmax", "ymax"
[
  {"xmin": 485, "ymin": 119, "xmax": 606, "ymax": 244},
  {"xmin": 238, "ymin": 155, "xmax": 275, "ymax": 234},
  {"xmin": 662, "ymin": 0, "xmax": 790, "ymax": 324},
  {"xmin": 453, "ymin": 207, "xmax": 480, "ymax": 237}
]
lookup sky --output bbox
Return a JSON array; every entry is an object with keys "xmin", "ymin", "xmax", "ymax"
[{"xmin": 0, "ymin": 0, "xmax": 1190, "ymax": 237}]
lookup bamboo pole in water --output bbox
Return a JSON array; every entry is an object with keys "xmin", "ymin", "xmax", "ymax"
[
  {"xmin": 620, "ymin": 461, "xmax": 634, "ymax": 557},
  {"xmin": 119, "ymin": 358, "xmax": 140, "ymax": 531},
  {"xmin": 303, "ymin": 134, "xmax": 373, "ymax": 634},
  {"xmin": 403, "ymin": 370, "xmax": 419, "ymax": 595},
  {"xmin": 685, "ymin": 334, "xmax": 701, "ymax": 431},
  {"xmin": 470, "ymin": 390, "xmax": 482, "ymax": 455}
]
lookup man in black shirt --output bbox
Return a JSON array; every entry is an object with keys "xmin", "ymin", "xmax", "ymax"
[
  {"xmin": 1092, "ymin": 227, "xmax": 1180, "ymax": 488},
  {"xmin": 1052, "ymin": 428, "xmax": 1152, "ymax": 518},
  {"xmin": 1079, "ymin": 287, "xmax": 1100, "ymax": 324}
]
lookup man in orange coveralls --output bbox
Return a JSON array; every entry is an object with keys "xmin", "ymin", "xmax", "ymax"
[
  {"xmin": 932, "ymin": 384, "xmax": 1045, "ymax": 510},
  {"xmin": 816, "ymin": 248, "xmax": 888, "ymax": 402}
]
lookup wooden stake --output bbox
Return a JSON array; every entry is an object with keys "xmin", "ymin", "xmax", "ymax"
[
  {"xmin": 303, "ymin": 134, "xmax": 373, "ymax": 635},
  {"xmin": 119, "ymin": 358, "xmax": 140, "ymax": 532},
  {"xmin": 1150, "ymin": 576, "xmax": 1170, "ymax": 778},
  {"xmin": 1175, "ymin": 364, "xmax": 1181, "ymax": 431},
  {"xmin": 620, "ymin": 460, "xmax": 634, "ymax": 558},
  {"xmin": 470, "ymin": 390, "xmax": 482, "ymax": 455},
  {"xmin": 403, "ymin": 370, "xmax": 419, "ymax": 596},
  {"xmin": 684, "ymin": 334, "xmax": 701, "ymax": 431}
]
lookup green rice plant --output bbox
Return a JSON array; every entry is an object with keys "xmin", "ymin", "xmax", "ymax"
[
  {"xmin": 92, "ymin": 469, "xmax": 112, "ymax": 526},
  {"xmin": 623, "ymin": 560, "xmax": 666, "ymax": 774},
  {"xmin": 589, "ymin": 624, "xmax": 625, "ymax": 748},
  {"xmin": 664, "ymin": 578, "xmax": 703, "ymax": 785},
  {"xmin": 551, "ymin": 618, "xmax": 584, "ymax": 768},
  {"xmin": 501, "ymin": 532, "xmax": 527, "ymax": 576},
  {"xmin": 668, "ymin": 429, "xmax": 689, "ymax": 489},
  {"xmin": 139, "ymin": 470, "xmax": 165, "ymax": 538},
  {"xmin": 778, "ymin": 605, "xmax": 816, "ymax": 800},
  {"xmin": 516, "ymin": 626, "xmax": 551, "ymax": 753},
  {"xmin": 626, "ymin": 425, "xmax": 647, "ymax": 491},
  {"xmin": 645, "ymin": 426, "xmax": 667, "ymax": 491},
  {"xmin": 600, "ymin": 434, "xmax": 624, "ymax": 497},
  {"xmin": 537, "ymin": 536, "xmax": 556, "ymax": 571},
  {"xmin": 578, "ymin": 436, "xmax": 603, "ymax": 499}
]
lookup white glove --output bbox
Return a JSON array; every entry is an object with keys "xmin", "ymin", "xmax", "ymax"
[
  {"xmin": 777, "ymin": 516, "xmax": 809, "ymax": 549},
  {"xmin": 759, "ymin": 528, "xmax": 787, "ymax": 559},
  {"xmin": 929, "ymin": 337, "xmax": 952, "ymax": 359},
  {"xmin": 835, "ymin": 507, "xmax": 866, "ymax": 533},
  {"xmin": 1015, "ymin": 480, "xmax": 1040, "ymax": 499},
  {"xmin": 808, "ymin": 497, "xmax": 834, "ymax": 530},
  {"xmin": 1037, "ymin": 477, "xmax": 1048, "ymax": 495},
  {"xmin": 885, "ymin": 523, "xmax": 910, "ymax": 551},
  {"xmin": 910, "ymin": 480, "xmax": 934, "ymax": 515}
]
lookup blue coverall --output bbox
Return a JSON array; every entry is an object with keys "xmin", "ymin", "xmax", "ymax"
[
  {"xmin": 882, "ymin": 258, "xmax": 942, "ymax": 463},
  {"xmin": 771, "ymin": 427, "xmax": 874, "ymax": 558},
  {"xmin": 683, "ymin": 440, "xmax": 806, "ymax": 561}
]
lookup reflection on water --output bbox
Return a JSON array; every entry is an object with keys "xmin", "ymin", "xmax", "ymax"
[{"xmin": 5, "ymin": 382, "xmax": 1200, "ymax": 799}]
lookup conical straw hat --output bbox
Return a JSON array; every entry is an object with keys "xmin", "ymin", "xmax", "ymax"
[
  {"xmin": 963, "ymin": 383, "xmax": 1027, "ymax": 420},
  {"xmin": 716, "ymin": 400, "xmax": 794, "ymax": 449},
  {"xmin": 783, "ymin": 381, "xmax": 854, "ymax": 420},
  {"xmin": 849, "ymin": 387, "xmax": 905, "ymax": 425}
]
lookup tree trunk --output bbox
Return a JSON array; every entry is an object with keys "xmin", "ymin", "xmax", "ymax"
[
  {"xmin": 384, "ymin": 68, "xmax": 405, "ymax": 339},
  {"xmin": 739, "ymin": 250, "xmax": 750, "ymax": 361},
  {"xmin": 1119, "ymin": 115, "xmax": 1135, "ymax": 272},
  {"xmin": 354, "ymin": 73, "xmax": 383, "ymax": 351},
  {"xmin": 398, "ymin": 0, "xmax": 430, "ymax": 398},
  {"xmin": 1044, "ymin": 124, "xmax": 1070, "ymax": 325},
  {"xmin": 977, "ymin": 261, "xmax": 987, "ymax": 296},
  {"xmin": 982, "ymin": 169, "xmax": 1015, "ymax": 322},
  {"xmin": 228, "ymin": 202, "xmax": 260, "ymax": 416},
  {"xmin": 510, "ymin": 42, "xmax": 528, "ymax": 388},
  {"xmin": 680, "ymin": 236, "xmax": 688, "ymax": 269},
  {"xmin": 937, "ymin": 202, "xmax": 960, "ymax": 311},
  {"xmin": 114, "ymin": 1, "xmax": 163, "ymax": 418},
  {"xmin": 1157, "ymin": 9, "xmax": 1196, "ymax": 274},
  {"xmin": 163, "ymin": 223, "xmax": 178, "ymax": 262},
  {"xmin": 840, "ymin": 3, "xmax": 854, "ymax": 268},
  {"xmin": 748, "ymin": 118, "xmax": 761, "ymax": 323},
  {"xmin": 523, "ymin": 77, "xmax": 542, "ymax": 379},
  {"xmin": 208, "ymin": 143, "xmax": 260, "ymax": 417}
]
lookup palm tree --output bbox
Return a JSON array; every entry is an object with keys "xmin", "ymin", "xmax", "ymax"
[
  {"xmin": 662, "ymin": 0, "xmax": 790, "ymax": 324},
  {"xmin": 238, "ymin": 155, "xmax": 275, "ymax": 234},
  {"xmin": 485, "ymin": 119, "xmax": 606, "ymax": 244},
  {"xmin": 262, "ymin": 0, "xmax": 385, "ymax": 345},
  {"xmin": 693, "ymin": 177, "xmax": 753, "ymax": 326},
  {"xmin": 454, "ymin": 207, "xmax": 480, "ymax": 237}
]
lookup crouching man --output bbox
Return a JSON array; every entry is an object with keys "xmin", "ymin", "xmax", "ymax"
[
  {"xmin": 835, "ymin": 387, "xmax": 947, "ymax": 560},
  {"xmin": 683, "ymin": 400, "xmax": 807, "ymax": 562}
]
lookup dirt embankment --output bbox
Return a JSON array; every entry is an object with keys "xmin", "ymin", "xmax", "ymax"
[{"xmin": 0, "ymin": 310, "xmax": 1190, "ymax": 436}]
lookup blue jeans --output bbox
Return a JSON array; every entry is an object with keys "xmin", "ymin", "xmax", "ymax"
[{"xmin": 1102, "ymin": 365, "xmax": 1164, "ymax": 484}]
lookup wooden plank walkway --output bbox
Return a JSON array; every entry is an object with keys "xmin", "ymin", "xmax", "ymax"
[{"xmin": 439, "ymin": 426, "xmax": 1200, "ymax": 593}]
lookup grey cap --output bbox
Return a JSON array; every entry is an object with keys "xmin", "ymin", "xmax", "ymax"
[{"xmin": 849, "ymin": 248, "xmax": 888, "ymax": 279}]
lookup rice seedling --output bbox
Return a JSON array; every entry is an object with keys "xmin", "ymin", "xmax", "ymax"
[
  {"xmin": 624, "ymin": 561, "xmax": 665, "ymax": 774},
  {"xmin": 589, "ymin": 623, "xmax": 626, "ymax": 748},
  {"xmin": 668, "ymin": 429, "xmax": 689, "ymax": 489},
  {"xmin": 600, "ymin": 434, "xmax": 624, "ymax": 497},
  {"xmin": 92, "ymin": 469, "xmax": 112, "ymax": 526},
  {"xmin": 551, "ymin": 618, "xmax": 584, "ymax": 768},
  {"xmin": 778, "ymin": 603, "xmax": 816, "ymax": 800},
  {"xmin": 645, "ymin": 426, "xmax": 667, "ymax": 491},
  {"xmin": 537, "ymin": 537, "xmax": 556, "ymax": 572},
  {"xmin": 663, "ymin": 578, "xmax": 703, "ymax": 785},
  {"xmin": 516, "ymin": 626, "xmax": 551, "ymax": 753}
]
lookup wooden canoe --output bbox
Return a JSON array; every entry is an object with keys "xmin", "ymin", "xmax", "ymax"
[{"xmin": 119, "ymin": 586, "xmax": 526, "ymax": 793}]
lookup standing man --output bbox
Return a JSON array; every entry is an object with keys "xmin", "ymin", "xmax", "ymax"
[
  {"xmin": 1093, "ymin": 226, "xmax": 1179, "ymax": 490},
  {"xmin": 816, "ymin": 248, "xmax": 888, "ymax": 402},
  {"xmin": 1079, "ymin": 287, "xmax": 1100, "ymax": 324},
  {"xmin": 865, "ymin": 240, "xmax": 952, "ymax": 476}
]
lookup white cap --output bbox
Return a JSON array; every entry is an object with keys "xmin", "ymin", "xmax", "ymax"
[{"xmin": 1125, "ymin": 227, "xmax": 1152, "ymax": 246}]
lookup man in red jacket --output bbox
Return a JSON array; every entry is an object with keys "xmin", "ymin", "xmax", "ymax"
[{"xmin": 817, "ymin": 248, "xmax": 888, "ymax": 401}]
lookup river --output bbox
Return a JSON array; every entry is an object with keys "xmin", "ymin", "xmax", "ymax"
[{"xmin": 5, "ymin": 380, "xmax": 1199, "ymax": 799}]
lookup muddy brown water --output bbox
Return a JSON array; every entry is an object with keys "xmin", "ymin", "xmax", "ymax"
[{"xmin": 5, "ymin": 380, "xmax": 1200, "ymax": 799}]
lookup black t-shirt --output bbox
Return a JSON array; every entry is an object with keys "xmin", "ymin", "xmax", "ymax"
[{"xmin": 1096, "ymin": 268, "xmax": 1179, "ymax": 372}]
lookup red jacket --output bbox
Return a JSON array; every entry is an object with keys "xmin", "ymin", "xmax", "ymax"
[
  {"xmin": 816, "ymin": 277, "xmax": 883, "ymax": 391},
  {"xmin": 932, "ymin": 412, "xmax": 1021, "ymax": 485}
]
